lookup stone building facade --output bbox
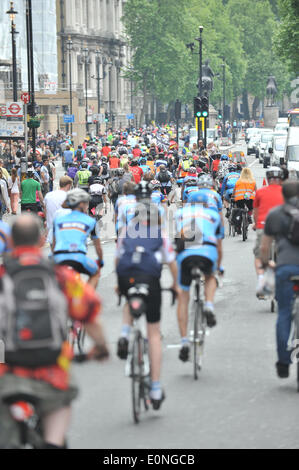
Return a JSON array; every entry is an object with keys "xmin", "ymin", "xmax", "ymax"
[{"xmin": 56, "ymin": 0, "xmax": 136, "ymax": 139}]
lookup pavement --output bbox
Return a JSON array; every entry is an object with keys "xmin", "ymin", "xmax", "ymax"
[{"xmin": 8, "ymin": 142, "xmax": 299, "ymax": 449}]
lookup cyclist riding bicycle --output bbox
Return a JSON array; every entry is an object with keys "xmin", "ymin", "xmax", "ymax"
[
  {"xmin": 182, "ymin": 176, "xmax": 199, "ymax": 203},
  {"xmin": 74, "ymin": 162, "xmax": 91, "ymax": 192},
  {"xmin": 220, "ymin": 163, "xmax": 240, "ymax": 218},
  {"xmin": 232, "ymin": 167, "xmax": 256, "ymax": 224},
  {"xmin": 52, "ymin": 189, "xmax": 103, "ymax": 289},
  {"xmin": 174, "ymin": 192, "xmax": 223, "ymax": 362},
  {"xmin": 116, "ymin": 181, "xmax": 178, "ymax": 409},
  {"xmin": 150, "ymin": 180, "xmax": 167, "ymax": 205}
]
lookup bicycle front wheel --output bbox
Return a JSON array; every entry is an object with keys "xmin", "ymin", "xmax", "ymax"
[
  {"xmin": 131, "ymin": 331, "xmax": 143, "ymax": 423},
  {"xmin": 193, "ymin": 301, "xmax": 205, "ymax": 380}
]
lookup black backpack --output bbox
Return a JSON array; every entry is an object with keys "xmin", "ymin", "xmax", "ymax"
[
  {"xmin": 0, "ymin": 257, "xmax": 68, "ymax": 367},
  {"xmin": 101, "ymin": 163, "xmax": 108, "ymax": 176},
  {"xmin": 284, "ymin": 203, "xmax": 299, "ymax": 245},
  {"xmin": 76, "ymin": 149, "xmax": 83, "ymax": 162},
  {"xmin": 158, "ymin": 170, "xmax": 170, "ymax": 184}
]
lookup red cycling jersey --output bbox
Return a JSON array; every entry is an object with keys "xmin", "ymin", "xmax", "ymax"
[{"xmin": 253, "ymin": 184, "xmax": 283, "ymax": 229}]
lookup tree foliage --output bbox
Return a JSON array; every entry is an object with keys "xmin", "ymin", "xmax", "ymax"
[
  {"xmin": 121, "ymin": 0, "xmax": 293, "ymax": 120},
  {"xmin": 274, "ymin": 0, "xmax": 299, "ymax": 76}
]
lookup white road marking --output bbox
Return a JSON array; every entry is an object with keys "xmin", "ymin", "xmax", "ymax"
[{"xmin": 249, "ymin": 159, "xmax": 258, "ymax": 168}]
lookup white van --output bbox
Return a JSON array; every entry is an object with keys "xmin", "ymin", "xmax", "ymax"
[{"xmin": 285, "ymin": 127, "xmax": 299, "ymax": 172}]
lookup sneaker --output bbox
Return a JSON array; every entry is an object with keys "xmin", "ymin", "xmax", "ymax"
[
  {"xmin": 204, "ymin": 307, "xmax": 217, "ymax": 328},
  {"xmin": 256, "ymin": 277, "xmax": 265, "ymax": 299},
  {"xmin": 276, "ymin": 361, "xmax": 289, "ymax": 379},
  {"xmin": 117, "ymin": 337, "xmax": 129, "ymax": 360},
  {"xmin": 150, "ymin": 390, "xmax": 165, "ymax": 410},
  {"xmin": 179, "ymin": 344, "xmax": 190, "ymax": 362}
]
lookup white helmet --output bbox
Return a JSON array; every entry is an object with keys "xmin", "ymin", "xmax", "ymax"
[{"xmin": 65, "ymin": 189, "xmax": 90, "ymax": 208}]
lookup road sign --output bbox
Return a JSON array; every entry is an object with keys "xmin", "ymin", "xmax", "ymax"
[
  {"xmin": 0, "ymin": 105, "xmax": 7, "ymax": 117},
  {"xmin": 6, "ymin": 102, "xmax": 23, "ymax": 117},
  {"xmin": 63, "ymin": 114, "xmax": 75, "ymax": 123},
  {"xmin": 126, "ymin": 113, "xmax": 135, "ymax": 120},
  {"xmin": 21, "ymin": 93, "xmax": 30, "ymax": 104}
]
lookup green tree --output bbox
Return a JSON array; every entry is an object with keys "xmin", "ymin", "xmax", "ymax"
[{"xmin": 274, "ymin": 0, "xmax": 299, "ymax": 75}]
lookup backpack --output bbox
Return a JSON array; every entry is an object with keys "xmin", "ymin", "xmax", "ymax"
[
  {"xmin": 101, "ymin": 163, "xmax": 108, "ymax": 176},
  {"xmin": 284, "ymin": 204, "xmax": 299, "ymax": 245},
  {"xmin": 67, "ymin": 166, "xmax": 78, "ymax": 180},
  {"xmin": 158, "ymin": 170, "xmax": 170, "ymax": 184},
  {"xmin": 108, "ymin": 178, "xmax": 120, "ymax": 200},
  {"xmin": 117, "ymin": 225, "xmax": 163, "ymax": 278},
  {"xmin": 0, "ymin": 258, "xmax": 68, "ymax": 367},
  {"xmin": 76, "ymin": 150, "xmax": 83, "ymax": 162}
]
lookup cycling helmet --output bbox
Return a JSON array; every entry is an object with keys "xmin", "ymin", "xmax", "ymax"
[
  {"xmin": 90, "ymin": 165, "xmax": 100, "ymax": 176},
  {"xmin": 131, "ymin": 158, "xmax": 139, "ymax": 166},
  {"xmin": 198, "ymin": 174, "xmax": 214, "ymax": 188},
  {"xmin": 221, "ymin": 154, "xmax": 229, "ymax": 161},
  {"xmin": 228, "ymin": 164, "xmax": 237, "ymax": 172},
  {"xmin": 81, "ymin": 162, "xmax": 88, "ymax": 169},
  {"xmin": 82, "ymin": 157, "xmax": 89, "ymax": 163},
  {"xmin": 92, "ymin": 176, "xmax": 103, "ymax": 185},
  {"xmin": 188, "ymin": 167, "xmax": 197, "ymax": 175},
  {"xmin": 65, "ymin": 189, "xmax": 90, "ymax": 208},
  {"xmin": 150, "ymin": 179, "xmax": 161, "ymax": 190},
  {"xmin": 135, "ymin": 180, "xmax": 152, "ymax": 199},
  {"xmin": 117, "ymin": 168, "xmax": 125, "ymax": 177},
  {"xmin": 101, "ymin": 156, "xmax": 107, "ymax": 163},
  {"xmin": 236, "ymin": 164, "xmax": 242, "ymax": 172},
  {"xmin": 26, "ymin": 168, "xmax": 34, "ymax": 176},
  {"xmin": 184, "ymin": 176, "xmax": 198, "ymax": 187},
  {"xmin": 266, "ymin": 166, "xmax": 283, "ymax": 180}
]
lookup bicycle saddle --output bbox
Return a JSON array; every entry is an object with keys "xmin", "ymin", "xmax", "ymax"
[
  {"xmin": 3, "ymin": 393, "xmax": 39, "ymax": 406},
  {"xmin": 191, "ymin": 267, "xmax": 202, "ymax": 279}
]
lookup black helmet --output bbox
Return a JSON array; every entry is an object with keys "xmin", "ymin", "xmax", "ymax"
[
  {"xmin": 81, "ymin": 162, "xmax": 88, "ymax": 169},
  {"xmin": 266, "ymin": 166, "xmax": 283, "ymax": 180},
  {"xmin": 228, "ymin": 164, "xmax": 236, "ymax": 172},
  {"xmin": 90, "ymin": 165, "xmax": 100, "ymax": 176},
  {"xmin": 135, "ymin": 180, "xmax": 152, "ymax": 199}
]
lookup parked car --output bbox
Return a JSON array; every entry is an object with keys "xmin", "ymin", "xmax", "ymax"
[
  {"xmin": 247, "ymin": 134, "xmax": 261, "ymax": 155},
  {"xmin": 256, "ymin": 130, "xmax": 274, "ymax": 163},
  {"xmin": 245, "ymin": 127, "xmax": 261, "ymax": 144}
]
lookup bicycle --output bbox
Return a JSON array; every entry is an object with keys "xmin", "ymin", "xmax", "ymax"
[
  {"xmin": 188, "ymin": 266, "xmax": 207, "ymax": 380},
  {"xmin": 240, "ymin": 205, "xmax": 249, "ymax": 242},
  {"xmin": 228, "ymin": 198, "xmax": 236, "ymax": 237},
  {"xmin": 119, "ymin": 285, "xmax": 176, "ymax": 424},
  {"xmin": 269, "ymin": 243, "xmax": 277, "ymax": 313},
  {"xmin": 288, "ymin": 276, "xmax": 299, "ymax": 392}
]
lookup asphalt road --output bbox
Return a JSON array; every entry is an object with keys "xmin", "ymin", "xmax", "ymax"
[
  {"xmin": 64, "ymin": 144, "xmax": 299, "ymax": 449},
  {"xmin": 7, "ymin": 143, "xmax": 299, "ymax": 449}
]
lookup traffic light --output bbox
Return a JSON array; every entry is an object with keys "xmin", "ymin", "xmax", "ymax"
[
  {"xmin": 201, "ymin": 96, "xmax": 209, "ymax": 118},
  {"xmin": 105, "ymin": 112, "xmax": 109, "ymax": 122},
  {"xmin": 194, "ymin": 96, "xmax": 202, "ymax": 118},
  {"xmin": 175, "ymin": 99, "xmax": 181, "ymax": 121},
  {"xmin": 218, "ymin": 109, "xmax": 223, "ymax": 119}
]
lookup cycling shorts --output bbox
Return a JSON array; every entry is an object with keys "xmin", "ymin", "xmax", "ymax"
[
  {"xmin": 177, "ymin": 248, "xmax": 217, "ymax": 291},
  {"xmin": 235, "ymin": 199, "xmax": 253, "ymax": 211},
  {"xmin": 118, "ymin": 274, "xmax": 161, "ymax": 324},
  {"xmin": 54, "ymin": 252, "xmax": 99, "ymax": 276}
]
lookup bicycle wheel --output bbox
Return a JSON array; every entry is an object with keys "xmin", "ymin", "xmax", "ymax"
[
  {"xmin": 193, "ymin": 285, "xmax": 205, "ymax": 379},
  {"xmin": 271, "ymin": 299, "xmax": 275, "ymax": 313},
  {"xmin": 293, "ymin": 298, "xmax": 299, "ymax": 392},
  {"xmin": 242, "ymin": 212, "xmax": 247, "ymax": 241},
  {"xmin": 77, "ymin": 326, "xmax": 86, "ymax": 354},
  {"xmin": 131, "ymin": 331, "xmax": 143, "ymax": 423}
]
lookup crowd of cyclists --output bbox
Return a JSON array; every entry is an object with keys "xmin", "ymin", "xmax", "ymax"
[{"xmin": 0, "ymin": 124, "xmax": 298, "ymax": 448}]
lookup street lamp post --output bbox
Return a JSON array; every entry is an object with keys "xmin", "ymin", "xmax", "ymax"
[
  {"xmin": 55, "ymin": 105, "xmax": 60, "ymax": 134},
  {"xmin": 82, "ymin": 47, "xmax": 89, "ymax": 135},
  {"xmin": 222, "ymin": 57, "xmax": 226, "ymax": 136},
  {"xmin": 6, "ymin": 1, "xmax": 19, "ymax": 102},
  {"xmin": 25, "ymin": 0, "xmax": 36, "ymax": 157},
  {"xmin": 66, "ymin": 36, "xmax": 73, "ymax": 135},
  {"xmin": 108, "ymin": 62, "xmax": 113, "ymax": 128},
  {"xmin": 198, "ymin": 26, "xmax": 203, "ymax": 98}
]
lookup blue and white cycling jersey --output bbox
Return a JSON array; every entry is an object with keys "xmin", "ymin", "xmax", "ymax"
[
  {"xmin": 220, "ymin": 172, "xmax": 240, "ymax": 197},
  {"xmin": 151, "ymin": 191, "xmax": 166, "ymax": 206},
  {"xmin": 115, "ymin": 194, "xmax": 137, "ymax": 235},
  {"xmin": 182, "ymin": 185, "xmax": 199, "ymax": 202},
  {"xmin": 0, "ymin": 221, "xmax": 11, "ymax": 254},
  {"xmin": 186, "ymin": 188, "xmax": 222, "ymax": 213},
  {"xmin": 176, "ymin": 204, "xmax": 222, "ymax": 250},
  {"xmin": 139, "ymin": 164, "xmax": 151, "ymax": 174},
  {"xmin": 53, "ymin": 210, "xmax": 98, "ymax": 255}
]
